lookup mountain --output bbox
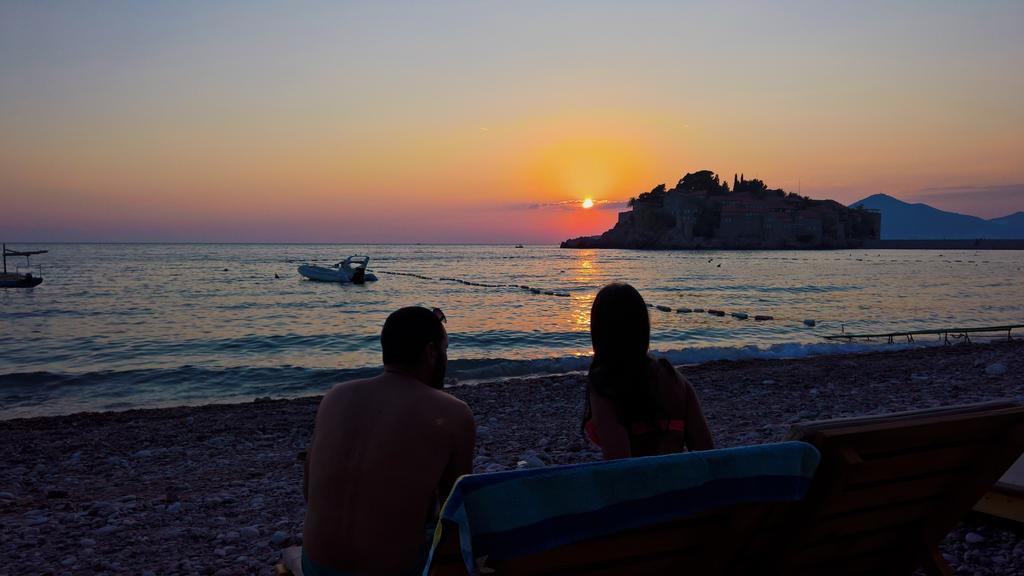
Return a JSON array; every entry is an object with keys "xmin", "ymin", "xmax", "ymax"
[{"xmin": 849, "ymin": 194, "xmax": 1024, "ymax": 239}]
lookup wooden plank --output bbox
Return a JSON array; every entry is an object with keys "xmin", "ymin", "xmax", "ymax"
[
  {"xmin": 789, "ymin": 527, "xmax": 920, "ymax": 569},
  {"xmin": 804, "ymin": 412, "xmax": 1023, "ymax": 458},
  {"xmin": 823, "ymin": 472, "xmax": 961, "ymax": 515},
  {"xmin": 805, "ymin": 499, "xmax": 937, "ymax": 543},
  {"xmin": 845, "ymin": 444, "xmax": 977, "ymax": 485}
]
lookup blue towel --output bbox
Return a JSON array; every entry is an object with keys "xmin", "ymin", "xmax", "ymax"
[{"xmin": 423, "ymin": 441, "xmax": 820, "ymax": 575}]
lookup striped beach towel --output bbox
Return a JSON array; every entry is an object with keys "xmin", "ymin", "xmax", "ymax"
[{"xmin": 424, "ymin": 441, "xmax": 820, "ymax": 575}]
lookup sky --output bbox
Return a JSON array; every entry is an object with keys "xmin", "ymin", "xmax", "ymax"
[{"xmin": 2, "ymin": 0, "xmax": 1022, "ymax": 243}]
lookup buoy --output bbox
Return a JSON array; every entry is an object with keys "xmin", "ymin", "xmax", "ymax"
[
  {"xmin": 708, "ymin": 309, "xmax": 725, "ymax": 316},
  {"xmin": 656, "ymin": 305, "xmax": 672, "ymax": 312},
  {"xmin": 693, "ymin": 308, "xmax": 705, "ymax": 313},
  {"xmin": 676, "ymin": 307, "xmax": 692, "ymax": 313},
  {"xmin": 754, "ymin": 315, "xmax": 773, "ymax": 321},
  {"xmin": 646, "ymin": 304, "xmax": 653, "ymax": 308},
  {"xmin": 530, "ymin": 288, "xmax": 541, "ymax": 294},
  {"xmin": 731, "ymin": 312, "xmax": 749, "ymax": 320},
  {"xmin": 804, "ymin": 319, "xmax": 816, "ymax": 327},
  {"xmin": 544, "ymin": 291, "xmax": 555, "ymax": 295}
]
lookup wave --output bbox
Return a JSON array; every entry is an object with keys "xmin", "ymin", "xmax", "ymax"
[{"xmin": 0, "ymin": 339, "xmax": 936, "ymax": 419}]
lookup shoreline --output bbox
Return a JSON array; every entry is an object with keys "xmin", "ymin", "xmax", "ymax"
[
  {"xmin": 2, "ymin": 341, "xmax": 1022, "ymax": 574},
  {"xmin": 3, "ymin": 338, "xmax": 1007, "ymax": 422}
]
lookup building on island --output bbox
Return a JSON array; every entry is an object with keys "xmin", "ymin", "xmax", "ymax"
[{"xmin": 562, "ymin": 170, "xmax": 881, "ymax": 249}]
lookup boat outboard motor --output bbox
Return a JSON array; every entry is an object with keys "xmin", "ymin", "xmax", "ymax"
[{"xmin": 352, "ymin": 266, "xmax": 366, "ymax": 285}]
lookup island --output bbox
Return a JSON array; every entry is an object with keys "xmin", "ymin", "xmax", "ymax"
[{"xmin": 561, "ymin": 170, "xmax": 882, "ymax": 249}]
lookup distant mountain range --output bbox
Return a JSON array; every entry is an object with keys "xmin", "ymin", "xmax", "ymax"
[{"xmin": 849, "ymin": 194, "xmax": 1024, "ymax": 239}]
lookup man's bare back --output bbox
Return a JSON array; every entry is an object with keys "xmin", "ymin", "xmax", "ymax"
[{"xmin": 303, "ymin": 370, "xmax": 475, "ymax": 574}]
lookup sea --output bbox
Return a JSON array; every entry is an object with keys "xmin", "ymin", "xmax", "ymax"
[{"xmin": 2, "ymin": 243, "xmax": 1022, "ymax": 419}]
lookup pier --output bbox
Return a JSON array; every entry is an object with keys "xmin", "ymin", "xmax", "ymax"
[{"xmin": 824, "ymin": 324, "xmax": 1024, "ymax": 344}]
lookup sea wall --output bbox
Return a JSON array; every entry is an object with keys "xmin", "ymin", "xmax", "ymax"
[{"xmin": 863, "ymin": 239, "xmax": 1024, "ymax": 250}]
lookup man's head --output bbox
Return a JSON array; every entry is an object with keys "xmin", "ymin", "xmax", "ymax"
[{"xmin": 381, "ymin": 306, "xmax": 448, "ymax": 389}]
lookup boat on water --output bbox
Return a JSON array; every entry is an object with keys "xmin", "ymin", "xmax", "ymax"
[
  {"xmin": 298, "ymin": 255, "xmax": 378, "ymax": 284},
  {"xmin": 1, "ymin": 244, "xmax": 48, "ymax": 288}
]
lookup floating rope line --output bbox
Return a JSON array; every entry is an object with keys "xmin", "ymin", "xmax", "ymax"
[
  {"xmin": 374, "ymin": 270, "xmax": 570, "ymax": 297},
  {"xmin": 377, "ymin": 269, "xmax": 821, "ymax": 327}
]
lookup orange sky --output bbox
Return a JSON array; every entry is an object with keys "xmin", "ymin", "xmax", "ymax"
[{"xmin": 2, "ymin": 2, "xmax": 1022, "ymax": 242}]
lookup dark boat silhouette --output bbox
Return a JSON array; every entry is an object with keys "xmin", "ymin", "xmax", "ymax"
[{"xmin": 1, "ymin": 244, "xmax": 47, "ymax": 288}]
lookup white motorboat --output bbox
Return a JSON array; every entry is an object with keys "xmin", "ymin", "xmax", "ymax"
[
  {"xmin": 1, "ymin": 244, "xmax": 47, "ymax": 288},
  {"xmin": 298, "ymin": 255, "xmax": 378, "ymax": 284}
]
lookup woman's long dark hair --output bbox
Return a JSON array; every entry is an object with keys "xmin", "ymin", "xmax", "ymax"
[{"xmin": 582, "ymin": 283, "xmax": 662, "ymax": 434}]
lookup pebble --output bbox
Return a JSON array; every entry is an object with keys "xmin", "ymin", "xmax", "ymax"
[
  {"xmin": 516, "ymin": 453, "xmax": 546, "ymax": 469},
  {"xmin": 92, "ymin": 525, "xmax": 119, "ymax": 537},
  {"xmin": 0, "ymin": 340, "xmax": 1019, "ymax": 575},
  {"xmin": 270, "ymin": 531, "xmax": 289, "ymax": 546},
  {"xmin": 25, "ymin": 514, "xmax": 49, "ymax": 526},
  {"xmin": 965, "ymin": 532, "xmax": 986, "ymax": 544},
  {"xmin": 166, "ymin": 501, "xmax": 182, "ymax": 513},
  {"xmin": 985, "ymin": 362, "xmax": 1007, "ymax": 376},
  {"xmin": 239, "ymin": 526, "xmax": 260, "ymax": 539}
]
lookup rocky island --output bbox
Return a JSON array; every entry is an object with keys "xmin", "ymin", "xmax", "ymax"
[{"xmin": 562, "ymin": 170, "xmax": 882, "ymax": 249}]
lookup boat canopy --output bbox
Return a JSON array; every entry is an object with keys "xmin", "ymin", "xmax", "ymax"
[{"xmin": 3, "ymin": 247, "xmax": 48, "ymax": 256}]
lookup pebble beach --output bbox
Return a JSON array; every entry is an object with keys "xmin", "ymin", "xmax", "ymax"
[{"xmin": 2, "ymin": 340, "xmax": 1022, "ymax": 575}]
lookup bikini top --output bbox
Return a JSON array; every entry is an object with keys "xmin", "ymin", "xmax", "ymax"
[{"xmin": 584, "ymin": 418, "xmax": 686, "ymax": 448}]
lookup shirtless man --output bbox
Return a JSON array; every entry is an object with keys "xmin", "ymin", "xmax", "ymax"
[{"xmin": 303, "ymin": 307, "xmax": 475, "ymax": 575}]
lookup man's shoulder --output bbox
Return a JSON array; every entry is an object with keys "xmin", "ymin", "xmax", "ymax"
[
  {"xmin": 318, "ymin": 375, "xmax": 382, "ymax": 409},
  {"xmin": 425, "ymin": 387, "xmax": 472, "ymax": 414}
]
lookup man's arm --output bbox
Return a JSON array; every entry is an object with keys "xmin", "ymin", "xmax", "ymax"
[{"xmin": 438, "ymin": 401, "xmax": 476, "ymax": 503}]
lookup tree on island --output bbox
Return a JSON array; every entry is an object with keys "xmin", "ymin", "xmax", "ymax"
[
  {"xmin": 676, "ymin": 170, "xmax": 729, "ymax": 195},
  {"xmin": 628, "ymin": 183, "xmax": 668, "ymax": 207}
]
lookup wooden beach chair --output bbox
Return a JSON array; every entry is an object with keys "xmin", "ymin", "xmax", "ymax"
[
  {"xmin": 425, "ymin": 442, "xmax": 820, "ymax": 575},
  {"xmin": 780, "ymin": 400, "xmax": 1024, "ymax": 576}
]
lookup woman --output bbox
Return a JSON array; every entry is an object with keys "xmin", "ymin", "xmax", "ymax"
[{"xmin": 582, "ymin": 283, "xmax": 714, "ymax": 459}]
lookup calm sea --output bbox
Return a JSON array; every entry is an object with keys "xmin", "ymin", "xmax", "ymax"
[{"xmin": 2, "ymin": 244, "xmax": 1022, "ymax": 418}]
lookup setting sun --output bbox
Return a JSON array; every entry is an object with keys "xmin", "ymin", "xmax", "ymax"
[{"xmin": 582, "ymin": 198, "xmax": 594, "ymax": 209}]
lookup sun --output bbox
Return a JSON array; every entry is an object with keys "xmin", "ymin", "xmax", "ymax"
[{"xmin": 581, "ymin": 197, "xmax": 594, "ymax": 209}]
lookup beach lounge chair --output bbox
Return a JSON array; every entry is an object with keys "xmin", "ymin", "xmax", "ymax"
[
  {"xmin": 424, "ymin": 441, "xmax": 820, "ymax": 575},
  {"xmin": 781, "ymin": 400, "xmax": 1024, "ymax": 576}
]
